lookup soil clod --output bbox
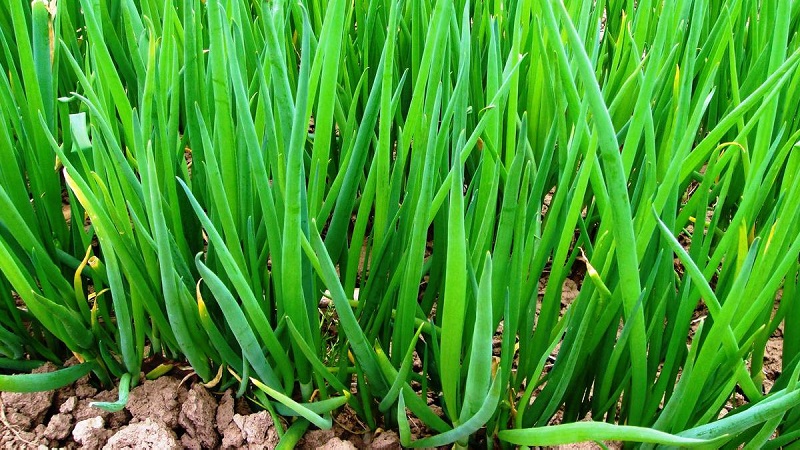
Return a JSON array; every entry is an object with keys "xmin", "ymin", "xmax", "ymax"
[{"xmin": 104, "ymin": 418, "xmax": 178, "ymax": 450}]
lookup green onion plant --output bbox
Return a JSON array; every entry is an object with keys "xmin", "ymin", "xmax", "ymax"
[{"xmin": 2, "ymin": 0, "xmax": 800, "ymax": 447}]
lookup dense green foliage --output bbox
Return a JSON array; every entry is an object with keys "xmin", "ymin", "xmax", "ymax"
[{"xmin": 2, "ymin": 0, "xmax": 800, "ymax": 447}]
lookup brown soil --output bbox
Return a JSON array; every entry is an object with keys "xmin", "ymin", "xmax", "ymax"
[{"xmin": 0, "ymin": 362, "xmax": 402, "ymax": 450}]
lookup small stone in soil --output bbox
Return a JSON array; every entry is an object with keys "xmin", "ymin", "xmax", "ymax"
[
  {"xmin": 73, "ymin": 416, "xmax": 111, "ymax": 450},
  {"xmin": 60, "ymin": 396, "xmax": 78, "ymax": 414}
]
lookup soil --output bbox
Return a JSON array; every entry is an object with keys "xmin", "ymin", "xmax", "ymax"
[
  {"xmin": 0, "ymin": 360, "xmax": 408, "ymax": 450},
  {"xmin": 0, "ymin": 360, "xmax": 624, "ymax": 449}
]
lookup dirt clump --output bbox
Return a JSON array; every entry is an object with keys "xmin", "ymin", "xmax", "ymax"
[
  {"xmin": 43, "ymin": 412, "xmax": 73, "ymax": 440},
  {"xmin": 73, "ymin": 416, "xmax": 112, "ymax": 449},
  {"xmin": 217, "ymin": 389, "xmax": 244, "ymax": 448},
  {"xmin": 318, "ymin": 436, "xmax": 358, "ymax": 449},
  {"xmin": 126, "ymin": 375, "xmax": 187, "ymax": 428},
  {"xmin": 298, "ymin": 430, "xmax": 336, "ymax": 449},
  {"xmin": 301, "ymin": 429, "xmax": 337, "ymax": 448},
  {"xmin": 0, "ymin": 363, "xmax": 58, "ymax": 448},
  {"xmin": 0, "ymin": 370, "xmax": 288, "ymax": 449},
  {"xmin": 74, "ymin": 373, "xmax": 99, "ymax": 399},
  {"xmin": 216, "ymin": 389, "xmax": 236, "ymax": 430},
  {"xmin": 369, "ymin": 430, "xmax": 401, "ymax": 450},
  {"xmin": 0, "ymin": 426, "xmax": 47, "ymax": 448},
  {"xmin": 60, "ymin": 396, "xmax": 78, "ymax": 413},
  {"xmin": 219, "ymin": 421, "xmax": 246, "ymax": 449},
  {"xmin": 2, "ymin": 409, "xmax": 33, "ymax": 431},
  {"xmin": 179, "ymin": 384, "xmax": 220, "ymax": 449},
  {"xmin": 237, "ymin": 410, "xmax": 280, "ymax": 449},
  {"xmin": 104, "ymin": 417, "xmax": 179, "ymax": 449}
]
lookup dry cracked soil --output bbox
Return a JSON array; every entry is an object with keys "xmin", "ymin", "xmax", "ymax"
[{"xmin": 0, "ymin": 361, "xmax": 403, "ymax": 450}]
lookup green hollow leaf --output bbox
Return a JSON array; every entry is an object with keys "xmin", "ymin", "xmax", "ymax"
[
  {"xmin": 275, "ymin": 419, "xmax": 311, "ymax": 450},
  {"xmin": 179, "ymin": 178, "xmax": 292, "ymax": 391},
  {"xmin": 272, "ymin": 392, "xmax": 351, "ymax": 417},
  {"xmin": 308, "ymin": 220, "xmax": 388, "ymax": 394},
  {"xmin": 374, "ymin": 346, "xmax": 452, "ymax": 434},
  {"xmin": 543, "ymin": 0, "xmax": 648, "ymax": 423},
  {"xmin": 251, "ymin": 377, "xmax": 345, "ymax": 429},
  {"xmin": 0, "ymin": 361, "xmax": 97, "ymax": 393},
  {"xmin": 679, "ymin": 388, "xmax": 800, "ymax": 441},
  {"xmin": 379, "ymin": 322, "xmax": 425, "ymax": 412},
  {"xmin": 31, "ymin": 0, "xmax": 53, "ymax": 129},
  {"xmin": 499, "ymin": 421, "xmax": 728, "ymax": 447},
  {"xmin": 399, "ymin": 368, "xmax": 505, "ymax": 448},
  {"xmin": 0, "ymin": 358, "xmax": 44, "ymax": 372},
  {"xmin": 281, "ymin": 5, "xmax": 315, "ymax": 395},
  {"xmin": 195, "ymin": 254, "xmax": 281, "ymax": 391},
  {"xmin": 90, "ymin": 372, "xmax": 131, "ymax": 412},
  {"xmin": 142, "ymin": 147, "xmax": 211, "ymax": 382},
  {"xmin": 440, "ymin": 120, "xmax": 468, "ymax": 419},
  {"xmin": 460, "ymin": 254, "xmax": 494, "ymax": 423}
]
